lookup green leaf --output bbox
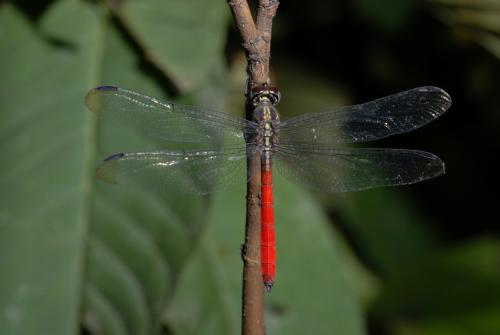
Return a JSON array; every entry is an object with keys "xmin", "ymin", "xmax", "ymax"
[
  {"xmin": 372, "ymin": 237, "xmax": 500, "ymax": 335},
  {"xmin": 394, "ymin": 307, "xmax": 500, "ymax": 335},
  {"xmin": 376, "ymin": 237, "xmax": 500, "ymax": 318},
  {"xmin": 166, "ymin": 174, "xmax": 367, "ymax": 335},
  {"xmin": 0, "ymin": 1, "xmax": 226, "ymax": 334},
  {"xmin": 84, "ymin": 8, "xmax": 210, "ymax": 335},
  {"xmin": 338, "ymin": 188, "xmax": 439, "ymax": 275},
  {"xmin": 83, "ymin": 3, "xmax": 232, "ymax": 332},
  {"xmin": 476, "ymin": 33, "xmax": 500, "ymax": 60},
  {"xmin": 86, "ymin": 238, "xmax": 152, "ymax": 334},
  {"xmin": 117, "ymin": 0, "xmax": 229, "ymax": 92},
  {"xmin": 91, "ymin": 193, "xmax": 171, "ymax": 323},
  {"xmin": 0, "ymin": 2, "xmax": 99, "ymax": 334},
  {"xmin": 82, "ymin": 283, "xmax": 129, "ymax": 335},
  {"xmin": 437, "ymin": 7, "xmax": 500, "ymax": 33}
]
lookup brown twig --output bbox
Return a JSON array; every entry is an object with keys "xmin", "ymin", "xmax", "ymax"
[
  {"xmin": 228, "ymin": 0, "xmax": 279, "ymax": 90},
  {"xmin": 227, "ymin": 1, "xmax": 279, "ymax": 334}
]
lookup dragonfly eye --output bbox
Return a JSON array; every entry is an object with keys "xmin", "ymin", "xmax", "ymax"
[
  {"xmin": 249, "ymin": 85, "xmax": 281, "ymax": 106},
  {"xmin": 268, "ymin": 87, "xmax": 281, "ymax": 105}
]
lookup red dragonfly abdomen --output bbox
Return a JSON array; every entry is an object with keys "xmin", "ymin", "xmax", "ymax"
[{"xmin": 261, "ymin": 161, "xmax": 275, "ymax": 291}]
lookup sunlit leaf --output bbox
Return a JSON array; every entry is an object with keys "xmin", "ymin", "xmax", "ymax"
[
  {"xmin": 430, "ymin": 0, "xmax": 500, "ymax": 59},
  {"xmin": 0, "ymin": 2, "xmax": 98, "ymax": 334},
  {"xmin": 476, "ymin": 33, "xmax": 500, "ymax": 59},
  {"xmin": 430, "ymin": 0, "xmax": 500, "ymax": 10},
  {"xmin": 86, "ymin": 238, "xmax": 152, "ymax": 334},
  {"xmin": 84, "ymin": 10, "xmax": 210, "ymax": 335},
  {"xmin": 82, "ymin": 283, "xmax": 129, "ymax": 335},
  {"xmin": 115, "ymin": 0, "xmax": 229, "ymax": 92}
]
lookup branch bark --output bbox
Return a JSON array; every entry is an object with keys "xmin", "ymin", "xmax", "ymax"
[
  {"xmin": 228, "ymin": 0, "xmax": 279, "ymax": 90},
  {"xmin": 226, "ymin": 1, "xmax": 279, "ymax": 335}
]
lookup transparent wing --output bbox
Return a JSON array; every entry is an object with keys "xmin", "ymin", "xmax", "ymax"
[
  {"xmin": 274, "ymin": 145, "xmax": 445, "ymax": 192},
  {"xmin": 85, "ymin": 86, "xmax": 258, "ymax": 148},
  {"xmin": 97, "ymin": 149, "xmax": 247, "ymax": 195},
  {"xmin": 278, "ymin": 86, "xmax": 451, "ymax": 145}
]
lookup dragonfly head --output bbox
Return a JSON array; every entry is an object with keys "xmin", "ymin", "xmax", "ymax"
[{"xmin": 249, "ymin": 84, "xmax": 281, "ymax": 107}]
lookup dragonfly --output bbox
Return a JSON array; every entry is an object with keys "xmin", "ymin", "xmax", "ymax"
[{"xmin": 85, "ymin": 85, "xmax": 451, "ymax": 291}]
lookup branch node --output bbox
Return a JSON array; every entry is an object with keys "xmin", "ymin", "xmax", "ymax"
[{"xmin": 241, "ymin": 250, "xmax": 260, "ymax": 266}]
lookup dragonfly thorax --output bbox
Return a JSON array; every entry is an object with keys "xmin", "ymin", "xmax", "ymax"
[
  {"xmin": 250, "ymin": 85, "xmax": 281, "ymax": 150},
  {"xmin": 253, "ymin": 103, "xmax": 280, "ymax": 124},
  {"xmin": 253, "ymin": 102, "xmax": 280, "ymax": 167}
]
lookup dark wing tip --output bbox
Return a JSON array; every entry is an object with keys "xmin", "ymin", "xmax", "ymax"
[
  {"xmin": 418, "ymin": 151, "xmax": 446, "ymax": 182},
  {"xmin": 428, "ymin": 156, "xmax": 446, "ymax": 177},
  {"xmin": 427, "ymin": 156, "xmax": 446, "ymax": 178},
  {"xmin": 95, "ymin": 85, "xmax": 119, "ymax": 92},
  {"xmin": 418, "ymin": 86, "xmax": 452, "ymax": 112},
  {"xmin": 103, "ymin": 152, "xmax": 125, "ymax": 162},
  {"xmin": 84, "ymin": 86, "xmax": 120, "ymax": 112}
]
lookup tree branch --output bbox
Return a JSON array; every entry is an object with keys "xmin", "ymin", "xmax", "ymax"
[
  {"xmin": 226, "ymin": 1, "xmax": 279, "ymax": 335},
  {"xmin": 227, "ymin": 0, "xmax": 258, "ymax": 44},
  {"xmin": 241, "ymin": 146, "xmax": 264, "ymax": 335},
  {"xmin": 228, "ymin": 0, "xmax": 279, "ymax": 89},
  {"xmin": 256, "ymin": 0, "xmax": 279, "ymax": 34}
]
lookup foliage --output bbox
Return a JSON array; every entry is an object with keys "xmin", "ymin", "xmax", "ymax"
[{"xmin": 1, "ymin": 0, "xmax": 500, "ymax": 334}]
